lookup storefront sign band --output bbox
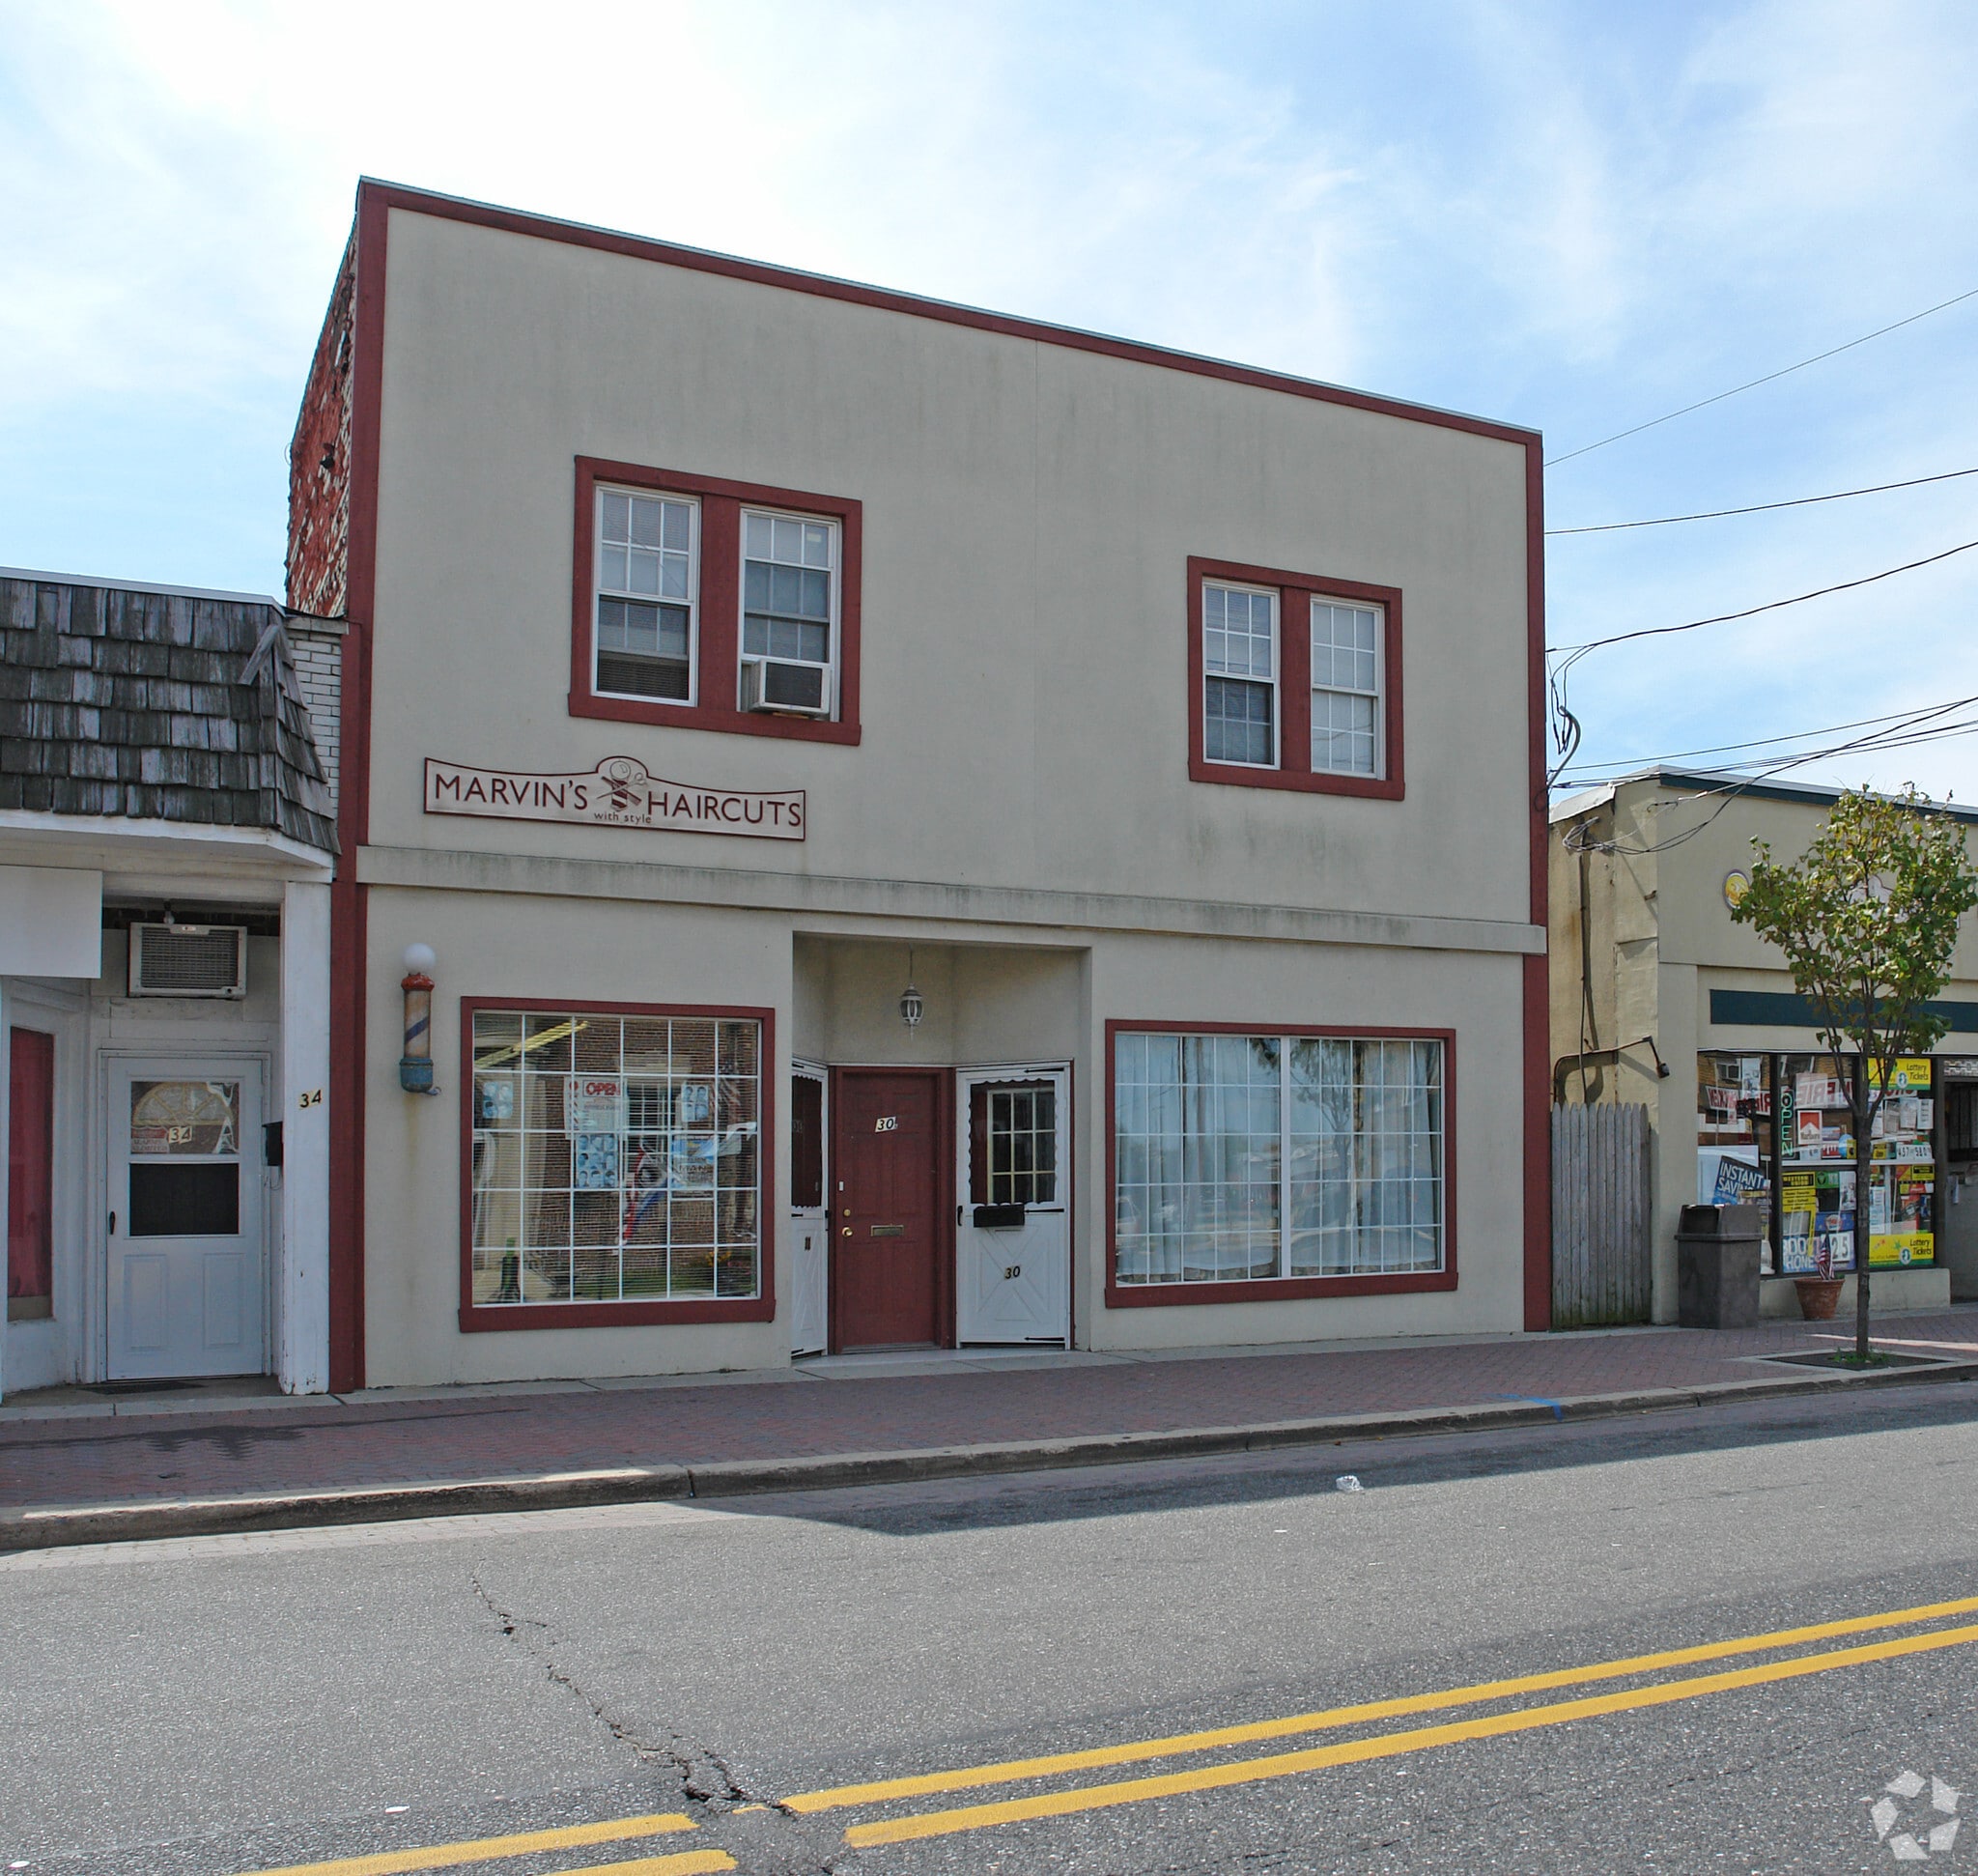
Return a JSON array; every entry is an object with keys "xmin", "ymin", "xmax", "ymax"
[{"xmin": 424, "ymin": 755, "xmax": 805, "ymax": 840}]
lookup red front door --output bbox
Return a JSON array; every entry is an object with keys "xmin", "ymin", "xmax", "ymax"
[{"xmin": 834, "ymin": 1069, "xmax": 944, "ymax": 1350}]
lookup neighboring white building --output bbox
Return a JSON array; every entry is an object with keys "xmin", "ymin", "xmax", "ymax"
[
  {"xmin": 274, "ymin": 179, "xmax": 1550, "ymax": 1390},
  {"xmin": 1550, "ymin": 770, "xmax": 1978, "ymax": 1321},
  {"xmin": 0, "ymin": 571, "xmax": 340, "ymax": 1398}
]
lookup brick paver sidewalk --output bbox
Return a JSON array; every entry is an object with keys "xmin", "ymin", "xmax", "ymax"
[{"xmin": 6, "ymin": 1308, "xmax": 1977, "ymax": 1521}]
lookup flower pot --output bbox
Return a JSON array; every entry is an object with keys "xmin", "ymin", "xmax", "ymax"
[{"xmin": 1794, "ymin": 1276, "xmax": 1844, "ymax": 1321}]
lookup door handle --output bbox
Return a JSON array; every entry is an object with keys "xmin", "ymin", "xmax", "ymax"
[{"xmin": 108, "ymin": 1209, "xmax": 117, "ymax": 1236}]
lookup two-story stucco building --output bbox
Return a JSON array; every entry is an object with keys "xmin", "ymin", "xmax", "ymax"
[{"xmin": 291, "ymin": 180, "xmax": 1550, "ymax": 1392}]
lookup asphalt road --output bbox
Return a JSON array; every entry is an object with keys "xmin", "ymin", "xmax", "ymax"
[{"xmin": 6, "ymin": 1381, "xmax": 1978, "ymax": 1875}]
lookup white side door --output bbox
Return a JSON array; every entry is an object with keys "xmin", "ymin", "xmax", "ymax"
[
  {"xmin": 955, "ymin": 1066, "xmax": 1070, "ymax": 1346},
  {"xmin": 107, "ymin": 1059, "xmax": 266, "ymax": 1379}
]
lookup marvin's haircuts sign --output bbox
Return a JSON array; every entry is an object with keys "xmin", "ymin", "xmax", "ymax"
[{"xmin": 424, "ymin": 755, "xmax": 805, "ymax": 839}]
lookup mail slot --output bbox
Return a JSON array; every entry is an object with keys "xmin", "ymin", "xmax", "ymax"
[
  {"xmin": 973, "ymin": 1203, "xmax": 1026, "ymax": 1230},
  {"xmin": 870, "ymin": 1223, "xmax": 905, "ymax": 1237}
]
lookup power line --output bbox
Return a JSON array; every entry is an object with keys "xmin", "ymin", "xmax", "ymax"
[
  {"xmin": 1555, "ymin": 695, "xmax": 1978, "ymax": 777},
  {"xmin": 1543, "ymin": 284, "xmax": 1978, "ymax": 469},
  {"xmin": 1546, "ymin": 534, "xmax": 1978, "ymax": 660},
  {"xmin": 1545, "ymin": 465, "xmax": 1978, "ymax": 535},
  {"xmin": 1557, "ymin": 704, "xmax": 1978, "ymax": 856}
]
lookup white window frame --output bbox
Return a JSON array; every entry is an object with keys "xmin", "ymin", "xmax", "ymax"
[
  {"xmin": 594, "ymin": 486, "xmax": 700, "ymax": 708},
  {"xmin": 1309, "ymin": 595, "xmax": 1384, "ymax": 780},
  {"xmin": 1201, "ymin": 580, "xmax": 1280, "ymax": 770},
  {"xmin": 738, "ymin": 505, "xmax": 840, "ymax": 718}
]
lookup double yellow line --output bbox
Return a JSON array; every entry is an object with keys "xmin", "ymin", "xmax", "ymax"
[
  {"xmin": 238, "ymin": 1592, "xmax": 1978, "ymax": 1869},
  {"xmin": 784, "ymin": 1591, "xmax": 1978, "ymax": 1846},
  {"xmin": 238, "ymin": 1814, "xmax": 729, "ymax": 1876}
]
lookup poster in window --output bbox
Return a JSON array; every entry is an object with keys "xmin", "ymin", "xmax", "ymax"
[
  {"xmin": 575, "ymin": 1133, "xmax": 619, "ymax": 1190},
  {"xmin": 565, "ymin": 1076, "xmax": 625, "ymax": 1136}
]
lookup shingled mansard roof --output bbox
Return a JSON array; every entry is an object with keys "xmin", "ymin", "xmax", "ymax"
[{"xmin": 0, "ymin": 571, "xmax": 338, "ymax": 855}]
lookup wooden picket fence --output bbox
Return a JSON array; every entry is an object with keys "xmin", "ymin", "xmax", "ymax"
[{"xmin": 1551, "ymin": 1102, "xmax": 1652, "ymax": 1327}]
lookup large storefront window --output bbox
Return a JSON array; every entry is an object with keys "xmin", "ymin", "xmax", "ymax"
[
  {"xmin": 1114, "ymin": 1032, "xmax": 1445, "ymax": 1286},
  {"xmin": 469, "ymin": 1008, "xmax": 761, "ymax": 1307},
  {"xmin": 1698, "ymin": 1049, "xmax": 1938, "ymax": 1276}
]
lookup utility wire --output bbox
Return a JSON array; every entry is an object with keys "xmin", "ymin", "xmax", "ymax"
[
  {"xmin": 1555, "ymin": 695, "xmax": 1978, "ymax": 778},
  {"xmin": 1546, "ymin": 534, "xmax": 1978, "ymax": 659},
  {"xmin": 1543, "ymin": 285, "xmax": 1978, "ymax": 469},
  {"xmin": 1556, "ymin": 710, "xmax": 1978, "ymax": 792},
  {"xmin": 1559, "ymin": 704, "xmax": 1978, "ymax": 856},
  {"xmin": 1546, "ymin": 465, "xmax": 1978, "ymax": 535}
]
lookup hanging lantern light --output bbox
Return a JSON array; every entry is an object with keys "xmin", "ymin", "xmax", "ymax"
[{"xmin": 898, "ymin": 947, "xmax": 923, "ymax": 1031}]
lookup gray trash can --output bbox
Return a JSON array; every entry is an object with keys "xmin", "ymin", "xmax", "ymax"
[{"xmin": 1676, "ymin": 1203, "xmax": 1764, "ymax": 1329}]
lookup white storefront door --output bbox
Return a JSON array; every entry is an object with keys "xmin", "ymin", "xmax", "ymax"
[
  {"xmin": 107, "ymin": 1059, "xmax": 266, "ymax": 1379},
  {"xmin": 955, "ymin": 1065, "xmax": 1070, "ymax": 1346}
]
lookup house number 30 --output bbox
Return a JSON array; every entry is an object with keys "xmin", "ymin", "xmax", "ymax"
[
  {"xmin": 874, "ymin": 1115, "xmax": 898, "ymax": 1131},
  {"xmin": 1003, "ymin": 1265, "xmax": 1022, "ymax": 1280}
]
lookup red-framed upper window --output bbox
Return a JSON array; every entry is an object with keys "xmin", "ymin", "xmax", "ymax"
[
  {"xmin": 570, "ymin": 458, "xmax": 862, "ymax": 746},
  {"xmin": 1186, "ymin": 555, "xmax": 1403, "ymax": 799},
  {"xmin": 460, "ymin": 997, "xmax": 777, "ymax": 1332}
]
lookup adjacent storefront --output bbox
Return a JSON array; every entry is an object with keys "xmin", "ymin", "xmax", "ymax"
[{"xmin": 1552, "ymin": 770, "xmax": 1978, "ymax": 1321}]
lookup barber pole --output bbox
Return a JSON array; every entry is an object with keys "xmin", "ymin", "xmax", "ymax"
[{"xmin": 399, "ymin": 942, "xmax": 438, "ymax": 1094}]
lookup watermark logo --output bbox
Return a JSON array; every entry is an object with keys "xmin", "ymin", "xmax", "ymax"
[{"xmin": 1869, "ymin": 1771, "xmax": 1961, "ymax": 1861}]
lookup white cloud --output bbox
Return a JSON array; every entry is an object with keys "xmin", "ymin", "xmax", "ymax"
[{"xmin": 2, "ymin": 0, "xmax": 1975, "ymax": 793}]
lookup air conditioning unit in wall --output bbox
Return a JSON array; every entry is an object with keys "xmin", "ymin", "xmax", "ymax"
[
  {"xmin": 127, "ymin": 924, "xmax": 249, "ymax": 999},
  {"xmin": 740, "ymin": 657, "xmax": 830, "ymax": 717}
]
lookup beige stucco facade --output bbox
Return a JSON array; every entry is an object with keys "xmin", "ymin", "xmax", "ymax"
[
  {"xmin": 1550, "ymin": 772, "xmax": 1978, "ymax": 1321},
  {"xmin": 320, "ymin": 185, "xmax": 1547, "ymax": 1387}
]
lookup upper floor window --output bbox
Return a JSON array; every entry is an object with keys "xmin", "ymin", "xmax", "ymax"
[
  {"xmin": 1311, "ymin": 599, "xmax": 1382, "ymax": 777},
  {"xmin": 741, "ymin": 510, "xmax": 837, "ymax": 716},
  {"xmin": 595, "ymin": 491, "xmax": 697, "ymax": 703},
  {"xmin": 571, "ymin": 459, "xmax": 862, "ymax": 747},
  {"xmin": 1187, "ymin": 555, "xmax": 1403, "ymax": 800},
  {"xmin": 1202, "ymin": 583, "xmax": 1278, "ymax": 767}
]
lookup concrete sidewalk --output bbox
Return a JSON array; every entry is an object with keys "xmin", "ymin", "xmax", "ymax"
[{"xmin": 6, "ymin": 1306, "xmax": 1978, "ymax": 1551}]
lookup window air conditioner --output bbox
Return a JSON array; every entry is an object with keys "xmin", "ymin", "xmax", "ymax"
[
  {"xmin": 127, "ymin": 924, "xmax": 249, "ymax": 999},
  {"xmin": 740, "ymin": 657, "xmax": 829, "ymax": 717}
]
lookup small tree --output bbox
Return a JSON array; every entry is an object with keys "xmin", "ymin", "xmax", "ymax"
[{"xmin": 1731, "ymin": 784, "xmax": 1978, "ymax": 1360}]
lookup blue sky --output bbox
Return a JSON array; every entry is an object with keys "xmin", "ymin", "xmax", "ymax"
[{"xmin": 3, "ymin": 0, "xmax": 1975, "ymax": 797}]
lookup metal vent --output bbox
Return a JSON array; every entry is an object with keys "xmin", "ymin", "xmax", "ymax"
[{"xmin": 127, "ymin": 924, "xmax": 248, "ymax": 999}]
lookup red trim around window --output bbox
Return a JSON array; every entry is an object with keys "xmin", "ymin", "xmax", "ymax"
[
  {"xmin": 1186, "ymin": 556, "xmax": 1404, "ymax": 800},
  {"xmin": 569, "ymin": 458, "xmax": 862, "ymax": 746},
  {"xmin": 457, "ymin": 996, "xmax": 777, "ymax": 1331},
  {"xmin": 1102, "ymin": 1018, "xmax": 1456, "ymax": 1309}
]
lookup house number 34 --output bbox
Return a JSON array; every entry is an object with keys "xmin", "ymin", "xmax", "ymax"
[{"xmin": 297, "ymin": 1089, "xmax": 324, "ymax": 1109}]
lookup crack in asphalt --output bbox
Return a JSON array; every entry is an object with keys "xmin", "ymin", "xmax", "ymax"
[{"xmin": 467, "ymin": 1569, "xmax": 794, "ymax": 1823}]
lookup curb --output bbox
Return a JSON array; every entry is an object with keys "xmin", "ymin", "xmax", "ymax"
[{"xmin": 6, "ymin": 1358, "xmax": 1977, "ymax": 1554}]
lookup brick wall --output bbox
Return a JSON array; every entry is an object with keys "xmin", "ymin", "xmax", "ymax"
[
  {"xmin": 287, "ymin": 227, "xmax": 355, "ymax": 619},
  {"xmin": 288, "ymin": 621, "xmax": 345, "ymax": 812}
]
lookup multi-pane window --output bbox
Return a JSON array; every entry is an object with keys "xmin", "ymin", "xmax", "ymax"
[
  {"xmin": 1114, "ymin": 1032, "xmax": 1444, "ymax": 1285},
  {"xmin": 595, "ymin": 491, "xmax": 696, "ymax": 701},
  {"xmin": 742, "ymin": 510, "xmax": 836, "ymax": 712},
  {"xmin": 1311, "ymin": 600, "xmax": 1381, "ymax": 776},
  {"xmin": 971, "ymin": 1082, "xmax": 1059, "ymax": 1208},
  {"xmin": 1202, "ymin": 583, "xmax": 1277, "ymax": 767},
  {"xmin": 469, "ymin": 1009, "xmax": 760, "ymax": 1305}
]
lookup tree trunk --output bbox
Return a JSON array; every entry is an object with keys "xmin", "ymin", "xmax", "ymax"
[{"xmin": 1853, "ymin": 1052, "xmax": 1872, "ymax": 1361}]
